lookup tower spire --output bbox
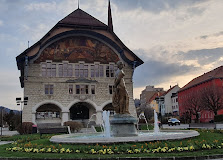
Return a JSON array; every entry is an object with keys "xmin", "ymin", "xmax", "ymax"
[
  {"xmin": 78, "ymin": 0, "xmax": 79, "ymax": 9},
  {"xmin": 108, "ymin": 0, "xmax": 113, "ymax": 32}
]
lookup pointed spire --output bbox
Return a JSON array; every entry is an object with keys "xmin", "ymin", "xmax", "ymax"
[
  {"xmin": 78, "ymin": 0, "xmax": 80, "ymax": 9},
  {"xmin": 108, "ymin": 0, "xmax": 113, "ymax": 32}
]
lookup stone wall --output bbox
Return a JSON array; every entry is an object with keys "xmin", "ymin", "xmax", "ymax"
[{"xmin": 23, "ymin": 62, "xmax": 136, "ymax": 124}]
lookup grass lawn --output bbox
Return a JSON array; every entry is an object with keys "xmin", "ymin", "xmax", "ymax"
[{"xmin": 0, "ymin": 129, "xmax": 223, "ymax": 159}]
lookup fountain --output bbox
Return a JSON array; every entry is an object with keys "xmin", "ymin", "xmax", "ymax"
[
  {"xmin": 153, "ymin": 110, "xmax": 160, "ymax": 134},
  {"xmin": 50, "ymin": 110, "xmax": 199, "ymax": 144},
  {"xmin": 137, "ymin": 112, "xmax": 149, "ymax": 131},
  {"xmin": 102, "ymin": 111, "xmax": 111, "ymax": 137},
  {"xmin": 50, "ymin": 61, "xmax": 199, "ymax": 144}
]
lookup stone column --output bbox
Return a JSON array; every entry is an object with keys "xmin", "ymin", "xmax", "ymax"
[
  {"xmin": 32, "ymin": 113, "xmax": 36, "ymax": 125},
  {"xmin": 96, "ymin": 110, "xmax": 103, "ymax": 125},
  {"xmin": 61, "ymin": 112, "xmax": 69, "ymax": 125}
]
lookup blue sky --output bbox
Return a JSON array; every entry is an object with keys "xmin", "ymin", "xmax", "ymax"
[{"xmin": 0, "ymin": 0, "xmax": 223, "ymax": 110}]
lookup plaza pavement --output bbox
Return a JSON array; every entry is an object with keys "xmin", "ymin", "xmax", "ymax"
[
  {"xmin": 0, "ymin": 127, "xmax": 18, "ymax": 146},
  {"xmin": 162, "ymin": 123, "xmax": 223, "ymax": 129}
]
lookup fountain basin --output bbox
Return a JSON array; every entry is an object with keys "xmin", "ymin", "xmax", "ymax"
[
  {"xmin": 50, "ymin": 130, "xmax": 199, "ymax": 144},
  {"xmin": 110, "ymin": 114, "xmax": 138, "ymax": 137}
]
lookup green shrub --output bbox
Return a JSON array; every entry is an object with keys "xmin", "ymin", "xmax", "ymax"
[
  {"xmin": 16, "ymin": 122, "xmax": 34, "ymax": 135},
  {"xmin": 63, "ymin": 121, "xmax": 83, "ymax": 133},
  {"xmin": 214, "ymin": 114, "xmax": 223, "ymax": 122}
]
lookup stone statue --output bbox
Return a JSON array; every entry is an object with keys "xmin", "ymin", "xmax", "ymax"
[{"xmin": 112, "ymin": 61, "xmax": 130, "ymax": 114}]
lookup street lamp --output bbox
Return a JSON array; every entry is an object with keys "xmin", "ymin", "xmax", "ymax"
[
  {"xmin": 16, "ymin": 97, "xmax": 28, "ymax": 124},
  {"xmin": 0, "ymin": 107, "xmax": 4, "ymax": 136}
]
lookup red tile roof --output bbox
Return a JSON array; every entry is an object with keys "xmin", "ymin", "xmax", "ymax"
[{"xmin": 179, "ymin": 66, "xmax": 223, "ymax": 92}]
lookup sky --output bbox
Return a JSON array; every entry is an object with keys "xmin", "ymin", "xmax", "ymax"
[{"xmin": 0, "ymin": 0, "xmax": 223, "ymax": 110}]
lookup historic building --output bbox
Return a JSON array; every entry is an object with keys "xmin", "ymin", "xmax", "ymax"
[
  {"xmin": 178, "ymin": 66, "xmax": 223, "ymax": 123},
  {"xmin": 16, "ymin": 3, "xmax": 143, "ymax": 125}
]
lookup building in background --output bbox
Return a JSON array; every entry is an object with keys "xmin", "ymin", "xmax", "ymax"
[
  {"xmin": 16, "ymin": 3, "xmax": 143, "ymax": 125},
  {"xmin": 163, "ymin": 85, "xmax": 180, "ymax": 116},
  {"xmin": 149, "ymin": 93, "xmax": 160, "ymax": 113},
  {"xmin": 140, "ymin": 86, "xmax": 164, "ymax": 109},
  {"xmin": 178, "ymin": 66, "xmax": 223, "ymax": 123},
  {"xmin": 171, "ymin": 93, "xmax": 179, "ymax": 116}
]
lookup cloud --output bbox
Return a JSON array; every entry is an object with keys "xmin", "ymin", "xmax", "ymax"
[
  {"xmin": 112, "ymin": 0, "xmax": 208, "ymax": 14},
  {"xmin": 199, "ymin": 31, "xmax": 223, "ymax": 39},
  {"xmin": 0, "ymin": 20, "xmax": 3, "ymax": 26},
  {"xmin": 24, "ymin": 1, "xmax": 57, "ymax": 11},
  {"xmin": 133, "ymin": 58, "xmax": 197, "ymax": 88},
  {"xmin": 175, "ymin": 47, "xmax": 223, "ymax": 66},
  {"xmin": 0, "ymin": 69, "xmax": 22, "ymax": 110}
]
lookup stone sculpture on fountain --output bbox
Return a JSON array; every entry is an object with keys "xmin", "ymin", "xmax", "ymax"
[{"xmin": 110, "ymin": 61, "xmax": 138, "ymax": 137}]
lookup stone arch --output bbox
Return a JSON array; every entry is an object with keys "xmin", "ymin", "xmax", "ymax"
[
  {"xmin": 100, "ymin": 100, "xmax": 112, "ymax": 110},
  {"xmin": 68, "ymin": 100, "xmax": 98, "ymax": 126},
  {"xmin": 101, "ymin": 100, "xmax": 115, "ymax": 115},
  {"xmin": 67, "ymin": 99, "xmax": 98, "ymax": 111},
  {"xmin": 32, "ymin": 100, "xmax": 66, "ymax": 113},
  {"xmin": 32, "ymin": 100, "xmax": 66, "ymax": 124}
]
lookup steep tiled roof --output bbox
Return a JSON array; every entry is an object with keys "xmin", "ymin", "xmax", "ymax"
[
  {"xmin": 179, "ymin": 66, "xmax": 223, "ymax": 92},
  {"xmin": 58, "ymin": 8, "xmax": 107, "ymax": 28},
  {"xmin": 163, "ymin": 85, "xmax": 178, "ymax": 96},
  {"xmin": 149, "ymin": 91, "xmax": 165, "ymax": 103}
]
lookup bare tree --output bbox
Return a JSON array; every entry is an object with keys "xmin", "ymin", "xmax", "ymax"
[
  {"xmin": 144, "ymin": 105, "xmax": 154, "ymax": 120},
  {"xmin": 184, "ymin": 92, "xmax": 202, "ymax": 123},
  {"xmin": 200, "ymin": 85, "xmax": 223, "ymax": 115}
]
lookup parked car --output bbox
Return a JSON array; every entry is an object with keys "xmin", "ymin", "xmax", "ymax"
[{"xmin": 168, "ymin": 118, "xmax": 180, "ymax": 126}]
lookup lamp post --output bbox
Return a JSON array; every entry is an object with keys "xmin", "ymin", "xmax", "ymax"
[
  {"xmin": 16, "ymin": 97, "xmax": 28, "ymax": 124},
  {"xmin": 0, "ymin": 107, "xmax": 4, "ymax": 136}
]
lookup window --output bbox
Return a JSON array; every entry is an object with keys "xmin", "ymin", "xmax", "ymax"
[
  {"xmin": 75, "ymin": 85, "xmax": 90, "ymax": 94},
  {"xmin": 75, "ymin": 64, "xmax": 88, "ymax": 78},
  {"xmin": 76, "ymin": 85, "xmax": 80, "ymax": 94},
  {"xmin": 100, "ymin": 65, "xmax": 104, "ymax": 77},
  {"xmin": 106, "ymin": 64, "xmax": 117, "ymax": 77},
  {"xmin": 42, "ymin": 62, "xmax": 56, "ymax": 77},
  {"xmin": 69, "ymin": 85, "xmax": 73, "ymax": 94},
  {"xmin": 45, "ymin": 84, "xmax": 53, "ymax": 95},
  {"xmin": 91, "ymin": 85, "xmax": 95, "ymax": 94},
  {"xmin": 59, "ymin": 63, "xmax": 73, "ymax": 77},
  {"xmin": 91, "ymin": 64, "xmax": 104, "ymax": 77},
  {"xmin": 80, "ymin": 85, "xmax": 85, "ymax": 94},
  {"xmin": 109, "ymin": 85, "xmax": 114, "ymax": 94}
]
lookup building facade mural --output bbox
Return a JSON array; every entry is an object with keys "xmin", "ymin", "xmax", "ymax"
[{"xmin": 35, "ymin": 36, "xmax": 119, "ymax": 64}]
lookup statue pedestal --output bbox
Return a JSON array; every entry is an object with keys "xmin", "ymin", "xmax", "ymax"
[{"xmin": 110, "ymin": 114, "xmax": 138, "ymax": 137}]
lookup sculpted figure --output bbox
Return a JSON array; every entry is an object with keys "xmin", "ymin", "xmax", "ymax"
[{"xmin": 112, "ymin": 61, "xmax": 130, "ymax": 114}]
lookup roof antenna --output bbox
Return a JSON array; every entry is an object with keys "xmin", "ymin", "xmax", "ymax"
[
  {"xmin": 28, "ymin": 41, "xmax": 29, "ymax": 48},
  {"xmin": 78, "ymin": 0, "xmax": 79, "ymax": 9}
]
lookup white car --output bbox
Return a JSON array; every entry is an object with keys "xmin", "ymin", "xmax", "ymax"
[{"xmin": 168, "ymin": 118, "xmax": 180, "ymax": 126}]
